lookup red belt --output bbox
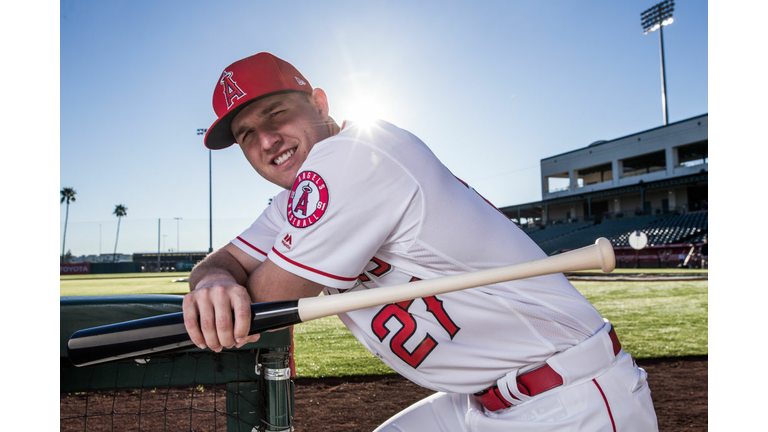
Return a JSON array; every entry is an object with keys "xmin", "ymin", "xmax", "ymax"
[{"xmin": 474, "ymin": 326, "xmax": 622, "ymax": 412}]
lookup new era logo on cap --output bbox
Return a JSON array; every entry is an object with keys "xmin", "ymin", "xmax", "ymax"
[{"xmin": 204, "ymin": 52, "xmax": 313, "ymax": 150}]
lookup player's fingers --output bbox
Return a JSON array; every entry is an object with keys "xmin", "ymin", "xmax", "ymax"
[
  {"xmin": 198, "ymin": 293, "xmax": 223, "ymax": 352},
  {"xmin": 211, "ymin": 287, "xmax": 237, "ymax": 350},
  {"xmin": 182, "ymin": 296, "xmax": 206, "ymax": 350},
  {"xmin": 231, "ymin": 294, "xmax": 253, "ymax": 348}
]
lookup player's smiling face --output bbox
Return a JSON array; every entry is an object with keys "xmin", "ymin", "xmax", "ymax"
[{"xmin": 231, "ymin": 90, "xmax": 334, "ymax": 189}]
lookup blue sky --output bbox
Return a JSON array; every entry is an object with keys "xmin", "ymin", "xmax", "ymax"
[{"xmin": 56, "ymin": 0, "xmax": 708, "ymax": 256}]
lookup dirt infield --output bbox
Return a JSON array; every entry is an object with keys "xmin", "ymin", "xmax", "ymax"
[
  {"xmin": 61, "ymin": 355, "xmax": 706, "ymax": 430},
  {"xmin": 293, "ymin": 356, "xmax": 707, "ymax": 431}
]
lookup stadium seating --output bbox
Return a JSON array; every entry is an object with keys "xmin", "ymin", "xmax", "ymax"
[
  {"xmin": 608, "ymin": 211, "xmax": 708, "ymax": 247},
  {"xmin": 525, "ymin": 221, "xmax": 593, "ymax": 243},
  {"xmin": 533, "ymin": 216, "xmax": 653, "ymax": 254},
  {"xmin": 531, "ymin": 211, "xmax": 708, "ymax": 255}
]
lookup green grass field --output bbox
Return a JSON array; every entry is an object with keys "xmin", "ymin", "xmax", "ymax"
[
  {"xmin": 61, "ymin": 270, "xmax": 708, "ymax": 378},
  {"xmin": 60, "ymin": 272, "xmax": 192, "ymax": 296}
]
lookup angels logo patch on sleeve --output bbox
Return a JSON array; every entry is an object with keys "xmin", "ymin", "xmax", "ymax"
[{"xmin": 287, "ymin": 171, "xmax": 329, "ymax": 228}]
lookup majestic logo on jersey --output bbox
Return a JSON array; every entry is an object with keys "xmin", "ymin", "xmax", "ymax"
[
  {"xmin": 220, "ymin": 71, "xmax": 247, "ymax": 110},
  {"xmin": 282, "ymin": 234, "xmax": 293, "ymax": 250},
  {"xmin": 287, "ymin": 171, "xmax": 329, "ymax": 228}
]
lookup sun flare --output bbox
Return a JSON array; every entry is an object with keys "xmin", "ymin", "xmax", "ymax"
[{"xmin": 346, "ymin": 96, "xmax": 384, "ymax": 126}]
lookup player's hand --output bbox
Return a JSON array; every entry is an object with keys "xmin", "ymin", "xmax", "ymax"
[{"xmin": 182, "ymin": 278, "xmax": 261, "ymax": 352}]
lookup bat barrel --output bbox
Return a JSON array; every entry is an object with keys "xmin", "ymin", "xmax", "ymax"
[
  {"xmin": 68, "ymin": 300, "xmax": 302, "ymax": 367},
  {"xmin": 67, "ymin": 312, "xmax": 192, "ymax": 367}
]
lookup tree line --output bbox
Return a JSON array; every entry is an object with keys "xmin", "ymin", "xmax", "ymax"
[{"xmin": 60, "ymin": 187, "xmax": 128, "ymax": 263}]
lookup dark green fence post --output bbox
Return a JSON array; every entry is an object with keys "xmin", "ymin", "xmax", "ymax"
[{"xmin": 258, "ymin": 351, "xmax": 294, "ymax": 431}]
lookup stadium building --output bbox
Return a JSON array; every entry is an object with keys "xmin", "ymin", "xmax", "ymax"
[
  {"xmin": 132, "ymin": 252, "xmax": 209, "ymax": 272},
  {"xmin": 500, "ymin": 113, "xmax": 708, "ymax": 267}
]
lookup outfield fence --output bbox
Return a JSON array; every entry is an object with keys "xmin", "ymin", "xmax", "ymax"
[
  {"xmin": 60, "ymin": 217, "xmax": 257, "ymax": 260},
  {"xmin": 60, "ymin": 295, "xmax": 295, "ymax": 431}
]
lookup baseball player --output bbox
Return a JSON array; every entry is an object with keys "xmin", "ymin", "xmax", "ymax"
[{"xmin": 182, "ymin": 52, "xmax": 658, "ymax": 431}]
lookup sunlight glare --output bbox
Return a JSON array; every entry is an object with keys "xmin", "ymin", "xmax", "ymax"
[
  {"xmin": 348, "ymin": 98, "xmax": 381, "ymax": 128},
  {"xmin": 340, "ymin": 89, "xmax": 393, "ymax": 131}
]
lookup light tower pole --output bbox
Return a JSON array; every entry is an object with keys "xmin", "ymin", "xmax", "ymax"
[
  {"xmin": 197, "ymin": 128, "xmax": 213, "ymax": 253},
  {"xmin": 641, "ymin": 0, "xmax": 675, "ymax": 126}
]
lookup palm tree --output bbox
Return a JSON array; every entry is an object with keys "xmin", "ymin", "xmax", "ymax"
[
  {"xmin": 112, "ymin": 204, "xmax": 128, "ymax": 262},
  {"xmin": 60, "ymin": 187, "xmax": 77, "ymax": 260}
]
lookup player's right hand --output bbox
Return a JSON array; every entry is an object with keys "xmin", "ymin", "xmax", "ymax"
[{"xmin": 182, "ymin": 279, "xmax": 261, "ymax": 352}]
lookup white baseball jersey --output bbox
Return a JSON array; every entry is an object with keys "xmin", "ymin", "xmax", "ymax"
[{"xmin": 231, "ymin": 119, "xmax": 605, "ymax": 394}]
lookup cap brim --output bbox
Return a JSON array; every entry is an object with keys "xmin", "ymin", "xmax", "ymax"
[{"xmin": 204, "ymin": 100, "xmax": 254, "ymax": 150}]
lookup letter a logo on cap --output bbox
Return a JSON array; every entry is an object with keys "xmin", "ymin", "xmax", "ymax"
[{"xmin": 220, "ymin": 71, "xmax": 247, "ymax": 110}]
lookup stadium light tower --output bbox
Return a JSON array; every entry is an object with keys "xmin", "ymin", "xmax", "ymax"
[
  {"xmin": 641, "ymin": 0, "xmax": 675, "ymax": 125},
  {"xmin": 198, "ymin": 128, "xmax": 213, "ymax": 253}
]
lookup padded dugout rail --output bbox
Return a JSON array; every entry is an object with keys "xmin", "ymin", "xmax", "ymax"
[{"xmin": 60, "ymin": 295, "xmax": 295, "ymax": 431}]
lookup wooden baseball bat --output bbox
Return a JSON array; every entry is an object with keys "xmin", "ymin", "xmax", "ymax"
[{"xmin": 67, "ymin": 237, "xmax": 615, "ymax": 367}]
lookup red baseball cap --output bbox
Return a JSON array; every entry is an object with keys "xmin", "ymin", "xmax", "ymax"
[{"xmin": 204, "ymin": 52, "xmax": 313, "ymax": 149}]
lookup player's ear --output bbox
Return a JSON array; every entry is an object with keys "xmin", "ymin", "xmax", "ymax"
[{"xmin": 309, "ymin": 88, "xmax": 330, "ymax": 118}]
